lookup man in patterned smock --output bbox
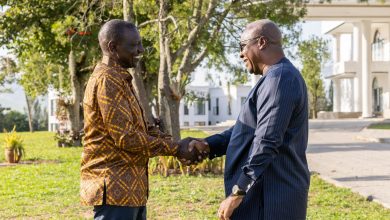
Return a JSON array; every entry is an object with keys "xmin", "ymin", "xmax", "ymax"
[{"xmin": 81, "ymin": 19, "xmax": 208, "ymax": 220}]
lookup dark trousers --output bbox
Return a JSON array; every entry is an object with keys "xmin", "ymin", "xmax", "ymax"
[{"xmin": 93, "ymin": 205, "xmax": 146, "ymax": 220}]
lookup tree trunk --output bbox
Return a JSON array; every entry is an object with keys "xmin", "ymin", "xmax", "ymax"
[
  {"xmin": 313, "ymin": 96, "xmax": 318, "ymax": 119},
  {"xmin": 25, "ymin": 94, "xmax": 34, "ymax": 132},
  {"xmin": 124, "ymin": 0, "xmax": 155, "ymax": 124},
  {"xmin": 129, "ymin": 67, "xmax": 155, "ymax": 124},
  {"xmin": 168, "ymin": 99, "xmax": 181, "ymax": 141},
  {"xmin": 68, "ymin": 50, "xmax": 82, "ymax": 145},
  {"xmin": 158, "ymin": 0, "xmax": 180, "ymax": 140}
]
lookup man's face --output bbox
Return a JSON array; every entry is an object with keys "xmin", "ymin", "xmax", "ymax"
[
  {"xmin": 115, "ymin": 28, "xmax": 144, "ymax": 68},
  {"xmin": 239, "ymin": 30, "xmax": 263, "ymax": 75}
]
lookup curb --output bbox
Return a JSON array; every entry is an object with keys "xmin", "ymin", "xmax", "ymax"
[
  {"xmin": 356, "ymin": 135, "xmax": 390, "ymax": 143},
  {"xmin": 313, "ymin": 172, "xmax": 390, "ymax": 209}
]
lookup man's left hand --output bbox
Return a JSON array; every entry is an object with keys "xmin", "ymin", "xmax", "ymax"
[{"xmin": 217, "ymin": 195, "xmax": 243, "ymax": 220}]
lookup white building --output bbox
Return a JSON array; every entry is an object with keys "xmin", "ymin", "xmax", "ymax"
[
  {"xmin": 179, "ymin": 84, "xmax": 252, "ymax": 126},
  {"xmin": 48, "ymin": 83, "xmax": 253, "ymax": 130},
  {"xmin": 306, "ymin": 0, "xmax": 390, "ymax": 118},
  {"xmin": 48, "ymin": 89, "xmax": 60, "ymax": 131}
]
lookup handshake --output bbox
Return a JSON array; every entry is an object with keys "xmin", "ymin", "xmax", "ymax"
[{"xmin": 176, "ymin": 137, "xmax": 210, "ymax": 165}]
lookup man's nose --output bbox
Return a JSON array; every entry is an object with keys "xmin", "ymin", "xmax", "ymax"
[{"xmin": 239, "ymin": 51, "xmax": 244, "ymax": 59}]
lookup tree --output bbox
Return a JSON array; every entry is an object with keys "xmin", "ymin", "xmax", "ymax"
[
  {"xmin": 31, "ymin": 98, "xmax": 48, "ymax": 131},
  {"xmin": 131, "ymin": 0, "xmax": 306, "ymax": 140},
  {"xmin": 0, "ymin": 56, "xmax": 17, "ymax": 93},
  {"xmin": 0, "ymin": 0, "xmax": 120, "ymax": 142},
  {"xmin": 1, "ymin": 0, "xmax": 307, "ymax": 142},
  {"xmin": 298, "ymin": 36, "xmax": 330, "ymax": 119},
  {"xmin": 1, "ymin": 110, "xmax": 30, "ymax": 132}
]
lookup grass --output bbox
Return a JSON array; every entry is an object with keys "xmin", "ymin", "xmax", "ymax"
[
  {"xmin": 368, "ymin": 123, "xmax": 390, "ymax": 130},
  {"xmin": 0, "ymin": 131, "xmax": 390, "ymax": 219}
]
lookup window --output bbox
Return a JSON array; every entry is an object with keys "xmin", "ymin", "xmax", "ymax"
[
  {"xmin": 184, "ymin": 103, "xmax": 189, "ymax": 115},
  {"xmin": 50, "ymin": 99, "xmax": 56, "ymax": 116},
  {"xmin": 208, "ymin": 94, "xmax": 211, "ymax": 111},
  {"xmin": 194, "ymin": 121, "xmax": 206, "ymax": 126},
  {"xmin": 213, "ymin": 98, "xmax": 219, "ymax": 115},
  {"xmin": 183, "ymin": 121, "xmax": 189, "ymax": 126},
  {"xmin": 194, "ymin": 100, "xmax": 205, "ymax": 115},
  {"xmin": 372, "ymin": 30, "xmax": 384, "ymax": 61},
  {"xmin": 372, "ymin": 77, "xmax": 383, "ymax": 112}
]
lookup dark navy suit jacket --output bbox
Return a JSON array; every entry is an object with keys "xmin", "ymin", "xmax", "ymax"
[{"xmin": 206, "ymin": 57, "xmax": 310, "ymax": 220}]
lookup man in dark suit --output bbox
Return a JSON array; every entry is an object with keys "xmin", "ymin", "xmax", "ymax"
[{"xmin": 190, "ymin": 19, "xmax": 310, "ymax": 220}]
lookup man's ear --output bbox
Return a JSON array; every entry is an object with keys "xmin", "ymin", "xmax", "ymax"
[
  {"xmin": 258, "ymin": 37, "xmax": 267, "ymax": 50},
  {"xmin": 107, "ymin": 41, "xmax": 116, "ymax": 54}
]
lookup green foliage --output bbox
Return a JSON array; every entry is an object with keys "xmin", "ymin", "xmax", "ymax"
[
  {"xmin": 3, "ymin": 126, "xmax": 23, "ymax": 149},
  {"xmin": 0, "ymin": 56, "xmax": 18, "ymax": 92},
  {"xmin": 149, "ymin": 129, "xmax": 225, "ymax": 176},
  {"xmin": 132, "ymin": 0, "xmax": 307, "ymax": 92},
  {"xmin": 0, "ymin": 0, "xmax": 120, "ymax": 97},
  {"xmin": 298, "ymin": 36, "xmax": 330, "ymax": 118},
  {"xmin": 368, "ymin": 122, "xmax": 390, "ymax": 130},
  {"xmin": 308, "ymin": 174, "xmax": 390, "ymax": 219},
  {"xmin": 0, "ymin": 110, "xmax": 29, "ymax": 132}
]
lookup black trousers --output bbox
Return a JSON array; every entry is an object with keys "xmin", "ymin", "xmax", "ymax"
[{"xmin": 93, "ymin": 205, "xmax": 146, "ymax": 220}]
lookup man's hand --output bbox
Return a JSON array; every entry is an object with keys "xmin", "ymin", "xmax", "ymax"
[
  {"xmin": 217, "ymin": 196, "xmax": 243, "ymax": 220},
  {"xmin": 177, "ymin": 137, "xmax": 209, "ymax": 165}
]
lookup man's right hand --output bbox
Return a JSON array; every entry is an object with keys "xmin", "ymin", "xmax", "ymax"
[{"xmin": 177, "ymin": 137, "xmax": 210, "ymax": 165}]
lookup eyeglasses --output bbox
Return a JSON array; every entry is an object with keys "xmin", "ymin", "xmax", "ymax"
[{"xmin": 239, "ymin": 36, "xmax": 262, "ymax": 52}]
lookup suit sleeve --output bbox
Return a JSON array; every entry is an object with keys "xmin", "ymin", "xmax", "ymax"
[
  {"xmin": 205, "ymin": 126, "xmax": 234, "ymax": 159},
  {"xmin": 236, "ymin": 72, "xmax": 297, "ymax": 192},
  {"xmin": 97, "ymin": 75, "xmax": 178, "ymax": 157}
]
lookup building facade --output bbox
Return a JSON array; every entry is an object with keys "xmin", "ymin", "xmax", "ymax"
[
  {"xmin": 48, "ymin": 89, "xmax": 59, "ymax": 131},
  {"xmin": 325, "ymin": 21, "xmax": 390, "ymax": 118},
  {"xmin": 306, "ymin": 0, "xmax": 390, "ymax": 118},
  {"xmin": 179, "ymin": 84, "xmax": 252, "ymax": 126}
]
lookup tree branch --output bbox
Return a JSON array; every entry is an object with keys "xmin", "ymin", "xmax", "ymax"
[
  {"xmin": 172, "ymin": 0, "xmax": 218, "ymax": 63},
  {"xmin": 138, "ymin": 15, "xmax": 178, "ymax": 30}
]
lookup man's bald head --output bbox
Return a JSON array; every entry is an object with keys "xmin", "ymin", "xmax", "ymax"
[
  {"xmin": 239, "ymin": 19, "xmax": 285, "ymax": 75},
  {"xmin": 244, "ymin": 19, "xmax": 282, "ymax": 46},
  {"xmin": 98, "ymin": 19, "xmax": 137, "ymax": 54}
]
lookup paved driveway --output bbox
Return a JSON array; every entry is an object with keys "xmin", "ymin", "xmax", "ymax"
[{"xmin": 307, "ymin": 119, "xmax": 390, "ymax": 208}]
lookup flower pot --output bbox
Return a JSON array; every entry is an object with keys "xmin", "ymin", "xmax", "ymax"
[{"xmin": 5, "ymin": 148, "xmax": 15, "ymax": 163}]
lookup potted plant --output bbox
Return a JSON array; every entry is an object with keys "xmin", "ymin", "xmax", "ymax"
[{"xmin": 3, "ymin": 126, "xmax": 25, "ymax": 163}]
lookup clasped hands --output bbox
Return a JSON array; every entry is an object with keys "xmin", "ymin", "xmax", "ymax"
[{"xmin": 176, "ymin": 137, "xmax": 209, "ymax": 165}]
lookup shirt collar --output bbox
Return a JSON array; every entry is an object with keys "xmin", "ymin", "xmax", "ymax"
[{"xmin": 99, "ymin": 62, "xmax": 133, "ymax": 83}]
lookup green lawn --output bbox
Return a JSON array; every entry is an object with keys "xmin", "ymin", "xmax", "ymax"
[
  {"xmin": 368, "ymin": 123, "xmax": 390, "ymax": 130},
  {"xmin": 1, "ymin": 131, "xmax": 390, "ymax": 219}
]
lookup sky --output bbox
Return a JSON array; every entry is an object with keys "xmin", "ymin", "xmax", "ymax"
[{"xmin": 0, "ymin": 21, "xmax": 338, "ymax": 112}]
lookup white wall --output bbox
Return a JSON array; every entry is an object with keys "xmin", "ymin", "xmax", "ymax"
[
  {"xmin": 180, "ymin": 85, "xmax": 251, "ymax": 126},
  {"xmin": 180, "ymin": 86, "xmax": 209, "ymax": 126},
  {"xmin": 47, "ymin": 89, "xmax": 59, "ymax": 131}
]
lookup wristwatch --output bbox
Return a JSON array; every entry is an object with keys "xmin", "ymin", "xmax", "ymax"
[{"xmin": 231, "ymin": 185, "xmax": 246, "ymax": 197}]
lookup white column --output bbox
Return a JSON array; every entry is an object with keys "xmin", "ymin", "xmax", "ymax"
[
  {"xmin": 333, "ymin": 78, "xmax": 341, "ymax": 112},
  {"xmin": 383, "ymin": 23, "xmax": 390, "ymax": 118},
  {"xmin": 361, "ymin": 20, "xmax": 372, "ymax": 118},
  {"xmin": 333, "ymin": 34, "xmax": 340, "ymax": 63},
  {"xmin": 353, "ymin": 22, "xmax": 362, "ymax": 112},
  {"xmin": 353, "ymin": 77, "xmax": 361, "ymax": 112},
  {"xmin": 353, "ymin": 22, "xmax": 362, "ymax": 62}
]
